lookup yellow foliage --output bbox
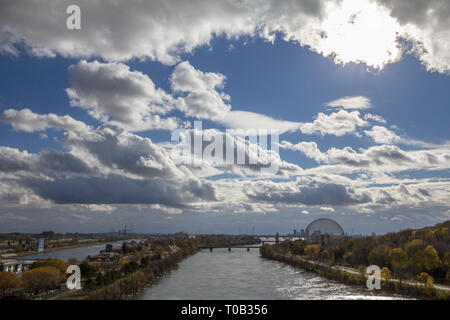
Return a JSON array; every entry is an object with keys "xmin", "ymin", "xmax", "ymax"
[
  {"xmin": 380, "ymin": 267, "xmax": 391, "ymax": 280},
  {"xmin": 305, "ymin": 244, "xmax": 320, "ymax": 259},
  {"xmin": 0, "ymin": 272, "xmax": 22, "ymax": 297},
  {"xmin": 22, "ymin": 266, "xmax": 62, "ymax": 294}
]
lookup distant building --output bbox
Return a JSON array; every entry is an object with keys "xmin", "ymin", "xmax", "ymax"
[
  {"xmin": 173, "ymin": 232, "xmax": 189, "ymax": 239},
  {"xmin": 41, "ymin": 231, "xmax": 55, "ymax": 239},
  {"xmin": 87, "ymin": 252, "xmax": 120, "ymax": 263},
  {"xmin": 0, "ymin": 259, "xmax": 35, "ymax": 274}
]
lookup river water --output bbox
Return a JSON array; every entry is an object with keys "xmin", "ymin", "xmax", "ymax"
[
  {"xmin": 139, "ymin": 247, "xmax": 405, "ymax": 300},
  {"xmin": 22, "ymin": 239, "xmax": 135, "ymax": 261},
  {"xmin": 21, "ymin": 239, "xmax": 405, "ymax": 299}
]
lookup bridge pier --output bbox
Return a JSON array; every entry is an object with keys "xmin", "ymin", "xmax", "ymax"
[
  {"xmin": 247, "ymin": 247, "xmax": 250, "ymax": 252},
  {"xmin": 210, "ymin": 247, "xmax": 213, "ymax": 252},
  {"xmin": 228, "ymin": 247, "xmax": 231, "ymax": 251}
]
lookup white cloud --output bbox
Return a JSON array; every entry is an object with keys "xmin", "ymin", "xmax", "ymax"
[
  {"xmin": 219, "ymin": 110, "xmax": 301, "ymax": 133},
  {"xmin": 320, "ymin": 206, "xmax": 335, "ymax": 212},
  {"xmin": 299, "ymin": 110, "xmax": 368, "ymax": 136},
  {"xmin": 0, "ymin": 0, "xmax": 449, "ymax": 72},
  {"xmin": 364, "ymin": 125, "xmax": 435, "ymax": 147},
  {"xmin": 281, "ymin": 140, "xmax": 450, "ymax": 173},
  {"xmin": 0, "ymin": 0, "xmax": 256, "ymax": 64},
  {"xmin": 67, "ymin": 60, "xmax": 179, "ymax": 131},
  {"xmin": 1, "ymin": 108, "xmax": 90, "ymax": 133},
  {"xmin": 171, "ymin": 61, "xmax": 231, "ymax": 120},
  {"xmin": 326, "ymin": 96, "xmax": 372, "ymax": 110},
  {"xmin": 364, "ymin": 125, "xmax": 401, "ymax": 144},
  {"xmin": 364, "ymin": 113, "xmax": 386, "ymax": 124}
]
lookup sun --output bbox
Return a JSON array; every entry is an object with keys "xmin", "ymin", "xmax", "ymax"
[{"xmin": 305, "ymin": 0, "xmax": 403, "ymax": 70}]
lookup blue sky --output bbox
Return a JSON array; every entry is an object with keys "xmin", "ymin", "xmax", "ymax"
[{"xmin": 0, "ymin": 0, "xmax": 449, "ymax": 234}]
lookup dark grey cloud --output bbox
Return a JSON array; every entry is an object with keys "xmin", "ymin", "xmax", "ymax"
[
  {"xmin": 247, "ymin": 182, "xmax": 371, "ymax": 206},
  {"xmin": 37, "ymin": 149, "xmax": 94, "ymax": 175},
  {"xmin": 22, "ymin": 175, "xmax": 217, "ymax": 207},
  {"xmin": 59, "ymin": 124, "xmax": 186, "ymax": 179},
  {"xmin": 0, "ymin": 146, "xmax": 93, "ymax": 176}
]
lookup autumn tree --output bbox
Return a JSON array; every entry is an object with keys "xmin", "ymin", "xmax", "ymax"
[
  {"xmin": 390, "ymin": 248, "xmax": 408, "ymax": 276},
  {"xmin": 380, "ymin": 267, "xmax": 391, "ymax": 280},
  {"xmin": 22, "ymin": 266, "xmax": 61, "ymax": 295},
  {"xmin": 0, "ymin": 272, "xmax": 21, "ymax": 298},
  {"xmin": 30, "ymin": 258, "xmax": 67, "ymax": 281},
  {"xmin": 305, "ymin": 244, "xmax": 320, "ymax": 260},
  {"xmin": 405, "ymin": 239, "xmax": 425, "ymax": 259},
  {"xmin": 368, "ymin": 245, "xmax": 391, "ymax": 267},
  {"xmin": 350, "ymin": 237, "xmax": 376, "ymax": 266},
  {"xmin": 412, "ymin": 245, "xmax": 441, "ymax": 274}
]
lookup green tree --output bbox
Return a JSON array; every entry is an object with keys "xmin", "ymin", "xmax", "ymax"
[
  {"xmin": 442, "ymin": 252, "xmax": 450, "ymax": 268},
  {"xmin": 368, "ymin": 245, "xmax": 391, "ymax": 267},
  {"xmin": 390, "ymin": 248, "xmax": 408, "ymax": 275},
  {"xmin": 292, "ymin": 241, "xmax": 305, "ymax": 255},
  {"xmin": 405, "ymin": 239, "xmax": 425, "ymax": 259}
]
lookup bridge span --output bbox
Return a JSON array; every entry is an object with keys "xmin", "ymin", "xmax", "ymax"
[{"xmin": 199, "ymin": 245, "xmax": 261, "ymax": 252}]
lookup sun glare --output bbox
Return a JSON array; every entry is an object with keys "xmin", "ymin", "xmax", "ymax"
[{"xmin": 308, "ymin": 0, "xmax": 403, "ymax": 70}]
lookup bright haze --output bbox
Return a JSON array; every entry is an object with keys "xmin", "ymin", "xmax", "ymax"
[{"xmin": 0, "ymin": 0, "xmax": 449, "ymax": 235}]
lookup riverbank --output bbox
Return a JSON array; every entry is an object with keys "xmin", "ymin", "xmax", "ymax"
[
  {"xmin": 260, "ymin": 246, "xmax": 450, "ymax": 300},
  {"xmin": 51, "ymin": 236, "xmax": 259, "ymax": 300},
  {"xmin": 1, "ymin": 240, "xmax": 117, "ymax": 258}
]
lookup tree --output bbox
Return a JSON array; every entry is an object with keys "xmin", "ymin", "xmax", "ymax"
[
  {"xmin": 305, "ymin": 244, "xmax": 320, "ymax": 259},
  {"xmin": 350, "ymin": 237, "xmax": 376, "ymax": 266},
  {"xmin": 22, "ymin": 266, "xmax": 61, "ymax": 294},
  {"xmin": 368, "ymin": 245, "xmax": 391, "ymax": 267},
  {"xmin": 0, "ymin": 272, "xmax": 21, "ymax": 297},
  {"xmin": 121, "ymin": 261, "xmax": 139, "ymax": 275},
  {"xmin": 292, "ymin": 241, "xmax": 305, "ymax": 255},
  {"xmin": 422, "ymin": 246, "xmax": 441, "ymax": 271},
  {"xmin": 380, "ymin": 267, "xmax": 391, "ymax": 280},
  {"xmin": 412, "ymin": 245, "xmax": 441, "ymax": 275},
  {"xmin": 390, "ymin": 248, "xmax": 408, "ymax": 275},
  {"xmin": 30, "ymin": 258, "xmax": 67, "ymax": 281},
  {"xmin": 405, "ymin": 239, "xmax": 425, "ymax": 259},
  {"xmin": 442, "ymin": 252, "xmax": 450, "ymax": 268}
]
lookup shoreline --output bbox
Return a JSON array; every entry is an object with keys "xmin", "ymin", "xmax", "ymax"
[
  {"xmin": 260, "ymin": 250, "xmax": 450, "ymax": 300},
  {"xmin": 1, "ymin": 238, "xmax": 133, "ymax": 258}
]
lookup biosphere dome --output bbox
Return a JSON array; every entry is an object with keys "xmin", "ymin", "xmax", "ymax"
[{"xmin": 305, "ymin": 218, "xmax": 344, "ymax": 236}]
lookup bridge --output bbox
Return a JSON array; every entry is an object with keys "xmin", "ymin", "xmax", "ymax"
[{"xmin": 199, "ymin": 246, "xmax": 261, "ymax": 252}]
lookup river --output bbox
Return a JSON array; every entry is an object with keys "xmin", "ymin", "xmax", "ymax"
[
  {"xmin": 22, "ymin": 239, "xmax": 137, "ymax": 261},
  {"xmin": 21, "ymin": 239, "xmax": 406, "ymax": 299},
  {"xmin": 138, "ymin": 246, "xmax": 406, "ymax": 300}
]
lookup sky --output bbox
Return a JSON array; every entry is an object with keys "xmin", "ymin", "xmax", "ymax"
[{"xmin": 0, "ymin": 0, "xmax": 449, "ymax": 235}]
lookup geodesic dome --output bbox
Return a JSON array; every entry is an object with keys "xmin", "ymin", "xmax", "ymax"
[{"xmin": 305, "ymin": 218, "xmax": 344, "ymax": 236}]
